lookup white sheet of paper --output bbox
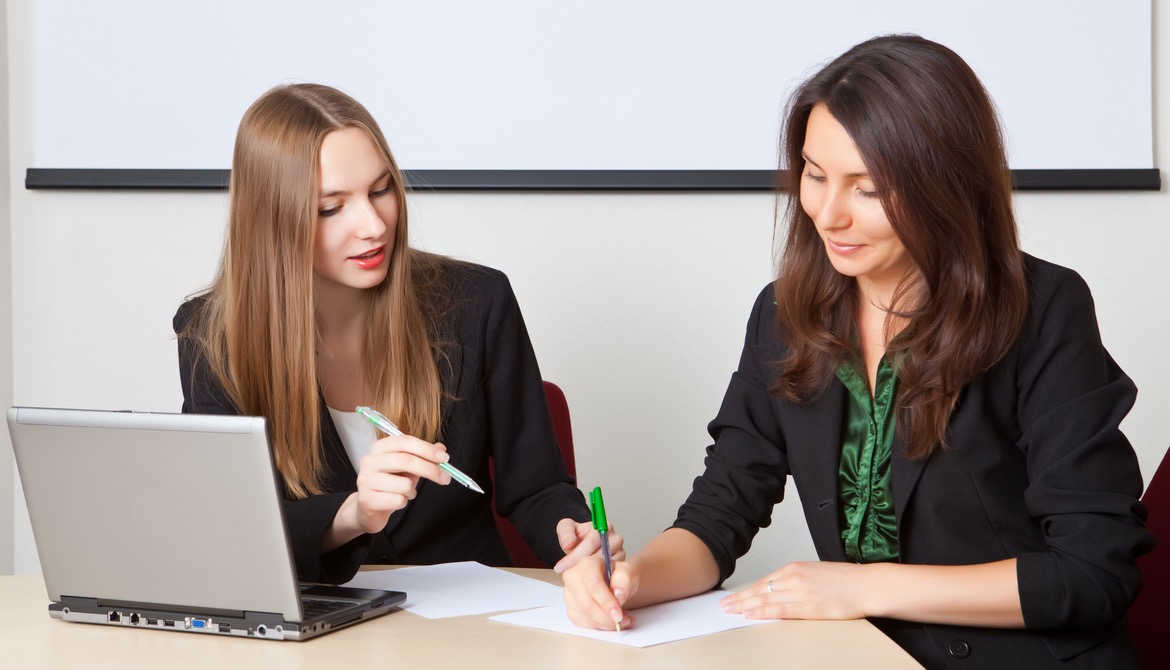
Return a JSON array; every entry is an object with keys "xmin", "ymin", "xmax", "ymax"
[
  {"xmin": 341, "ymin": 561, "xmax": 564, "ymax": 618},
  {"xmin": 490, "ymin": 590, "xmax": 770, "ymax": 647}
]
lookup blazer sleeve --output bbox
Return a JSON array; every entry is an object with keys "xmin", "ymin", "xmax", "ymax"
[
  {"xmin": 1012, "ymin": 263, "xmax": 1153, "ymax": 631},
  {"xmin": 173, "ymin": 298, "xmax": 372, "ymax": 583},
  {"xmin": 671, "ymin": 285, "xmax": 790, "ymax": 582},
  {"xmin": 477, "ymin": 272, "xmax": 591, "ymax": 565}
]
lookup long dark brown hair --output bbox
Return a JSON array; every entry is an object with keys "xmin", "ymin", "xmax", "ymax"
[
  {"xmin": 774, "ymin": 34, "xmax": 1028, "ymax": 459},
  {"xmin": 184, "ymin": 84, "xmax": 452, "ymax": 497}
]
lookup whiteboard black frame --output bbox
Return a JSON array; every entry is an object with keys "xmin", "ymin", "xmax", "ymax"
[{"xmin": 23, "ymin": 168, "xmax": 1163, "ymax": 192}]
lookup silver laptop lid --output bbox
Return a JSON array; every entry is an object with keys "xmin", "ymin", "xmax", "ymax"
[{"xmin": 8, "ymin": 407, "xmax": 303, "ymax": 620}]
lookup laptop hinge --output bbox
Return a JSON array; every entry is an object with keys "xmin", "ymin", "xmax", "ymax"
[{"xmin": 91, "ymin": 597, "xmax": 246, "ymax": 619}]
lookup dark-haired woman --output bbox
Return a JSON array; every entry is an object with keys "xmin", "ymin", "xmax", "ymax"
[{"xmin": 562, "ymin": 35, "xmax": 1152, "ymax": 669}]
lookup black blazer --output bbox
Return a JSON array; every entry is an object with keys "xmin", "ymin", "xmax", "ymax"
[
  {"xmin": 175, "ymin": 261, "xmax": 590, "ymax": 583},
  {"xmin": 673, "ymin": 255, "xmax": 1154, "ymax": 669}
]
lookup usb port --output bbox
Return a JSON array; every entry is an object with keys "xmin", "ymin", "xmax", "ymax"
[{"xmin": 218, "ymin": 622, "xmax": 230, "ymax": 633}]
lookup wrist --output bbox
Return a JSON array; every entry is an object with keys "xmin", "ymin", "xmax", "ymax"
[
  {"xmin": 858, "ymin": 562, "xmax": 894, "ymax": 619},
  {"xmin": 323, "ymin": 493, "xmax": 362, "ymax": 552}
]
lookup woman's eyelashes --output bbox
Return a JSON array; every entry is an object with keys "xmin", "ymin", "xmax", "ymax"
[
  {"xmin": 317, "ymin": 183, "xmax": 390, "ymax": 217},
  {"xmin": 804, "ymin": 166, "xmax": 880, "ymax": 199}
]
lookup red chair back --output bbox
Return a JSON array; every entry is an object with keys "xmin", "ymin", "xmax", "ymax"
[
  {"xmin": 1130, "ymin": 447, "xmax": 1170, "ymax": 667},
  {"xmin": 491, "ymin": 381, "xmax": 577, "ymax": 568}
]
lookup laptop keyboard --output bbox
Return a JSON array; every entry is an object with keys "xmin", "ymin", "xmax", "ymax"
[{"xmin": 300, "ymin": 598, "xmax": 354, "ymax": 619}]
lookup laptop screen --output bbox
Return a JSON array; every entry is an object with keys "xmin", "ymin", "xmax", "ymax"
[{"xmin": 8, "ymin": 407, "xmax": 305, "ymax": 620}]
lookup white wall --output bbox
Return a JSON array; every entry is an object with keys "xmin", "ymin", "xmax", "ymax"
[{"xmin": 6, "ymin": 0, "xmax": 1170, "ymax": 584}]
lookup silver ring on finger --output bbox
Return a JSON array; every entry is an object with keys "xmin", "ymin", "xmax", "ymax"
[{"xmin": 767, "ymin": 580, "xmax": 774, "ymax": 594}]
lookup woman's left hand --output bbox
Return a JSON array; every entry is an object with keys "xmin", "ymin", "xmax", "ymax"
[
  {"xmin": 719, "ymin": 561, "xmax": 870, "ymax": 621},
  {"xmin": 552, "ymin": 519, "xmax": 626, "ymax": 573}
]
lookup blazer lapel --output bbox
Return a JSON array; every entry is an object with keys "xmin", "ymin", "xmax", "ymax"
[
  {"xmin": 785, "ymin": 380, "xmax": 848, "ymax": 562},
  {"xmin": 318, "ymin": 396, "xmax": 359, "ymax": 486},
  {"xmin": 891, "ymin": 435, "xmax": 927, "ymax": 537},
  {"xmin": 438, "ymin": 336, "xmax": 465, "ymax": 423}
]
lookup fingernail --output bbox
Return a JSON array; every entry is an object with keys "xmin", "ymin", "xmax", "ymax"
[
  {"xmin": 609, "ymin": 608, "xmax": 623, "ymax": 623},
  {"xmin": 613, "ymin": 589, "xmax": 626, "ymax": 602},
  {"xmin": 436, "ymin": 451, "xmax": 449, "ymax": 463}
]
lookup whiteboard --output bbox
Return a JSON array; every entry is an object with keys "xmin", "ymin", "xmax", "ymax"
[{"xmin": 33, "ymin": 0, "xmax": 1153, "ymax": 174}]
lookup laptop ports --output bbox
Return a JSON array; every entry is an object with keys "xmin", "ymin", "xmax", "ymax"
[{"xmin": 107, "ymin": 611, "xmax": 121, "ymax": 623}]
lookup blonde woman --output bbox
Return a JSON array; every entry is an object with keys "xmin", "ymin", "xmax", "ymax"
[{"xmin": 176, "ymin": 83, "xmax": 619, "ymax": 582}]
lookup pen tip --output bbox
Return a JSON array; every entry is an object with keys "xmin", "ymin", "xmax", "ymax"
[
  {"xmin": 616, "ymin": 622, "xmax": 622, "ymax": 633},
  {"xmin": 470, "ymin": 482, "xmax": 485, "ymax": 494}
]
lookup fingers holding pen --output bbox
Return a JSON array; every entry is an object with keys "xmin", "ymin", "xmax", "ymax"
[
  {"xmin": 366, "ymin": 434, "xmax": 453, "ymax": 486},
  {"xmin": 562, "ymin": 556, "xmax": 637, "ymax": 631},
  {"xmin": 351, "ymin": 436, "xmax": 452, "ymax": 531}
]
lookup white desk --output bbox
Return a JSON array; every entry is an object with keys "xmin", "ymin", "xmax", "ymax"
[{"xmin": 0, "ymin": 569, "xmax": 923, "ymax": 669}]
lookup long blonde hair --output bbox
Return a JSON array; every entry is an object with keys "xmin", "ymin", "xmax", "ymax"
[{"xmin": 187, "ymin": 83, "xmax": 448, "ymax": 497}]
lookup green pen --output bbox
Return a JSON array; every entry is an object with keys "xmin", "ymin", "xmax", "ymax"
[
  {"xmin": 590, "ymin": 486, "xmax": 620, "ymax": 632},
  {"xmin": 355, "ymin": 405, "xmax": 484, "ymax": 494}
]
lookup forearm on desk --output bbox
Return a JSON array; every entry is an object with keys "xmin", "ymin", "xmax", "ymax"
[
  {"xmin": 861, "ymin": 559, "xmax": 1023, "ymax": 627},
  {"xmin": 625, "ymin": 528, "xmax": 721, "ymax": 609}
]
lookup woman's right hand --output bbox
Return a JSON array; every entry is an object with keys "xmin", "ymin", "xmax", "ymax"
[
  {"xmin": 324, "ymin": 435, "xmax": 452, "ymax": 551},
  {"xmin": 562, "ymin": 555, "xmax": 638, "ymax": 631},
  {"xmin": 351, "ymin": 434, "xmax": 453, "ymax": 533}
]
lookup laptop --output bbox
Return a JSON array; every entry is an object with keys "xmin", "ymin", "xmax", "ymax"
[{"xmin": 7, "ymin": 406, "xmax": 406, "ymax": 641}]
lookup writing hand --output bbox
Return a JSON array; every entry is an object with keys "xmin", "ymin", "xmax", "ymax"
[{"xmin": 562, "ymin": 555, "xmax": 637, "ymax": 631}]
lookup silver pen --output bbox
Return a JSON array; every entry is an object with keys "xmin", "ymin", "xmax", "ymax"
[{"xmin": 355, "ymin": 406, "xmax": 484, "ymax": 494}]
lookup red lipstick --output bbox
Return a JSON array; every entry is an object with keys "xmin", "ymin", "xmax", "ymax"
[{"xmin": 350, "ymin": 245, "xmax": 387, "ymax": 270}]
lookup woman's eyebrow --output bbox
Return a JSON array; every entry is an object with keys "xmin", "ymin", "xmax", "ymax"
[
  {"xmin": 319, "ymin": 169, "xmax": 392, "ymax": 199},
  {"xmin": 800, "ymin": 152, "xmax": 869, "ymax": 179}
]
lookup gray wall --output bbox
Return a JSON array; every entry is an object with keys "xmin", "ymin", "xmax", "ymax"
[{"xmin": 1, "ymin": 0, "xmax": 14, "ymax": 575}]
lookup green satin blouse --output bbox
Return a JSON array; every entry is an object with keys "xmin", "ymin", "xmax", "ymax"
[{"xmin": 836, "ymin": 356, "xmax": 900, "ymax": 563}]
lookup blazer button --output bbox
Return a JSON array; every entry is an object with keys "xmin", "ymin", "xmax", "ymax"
[{"xmin": 948, "ymin": 640, "xmax": 971, "ymax": 659}]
